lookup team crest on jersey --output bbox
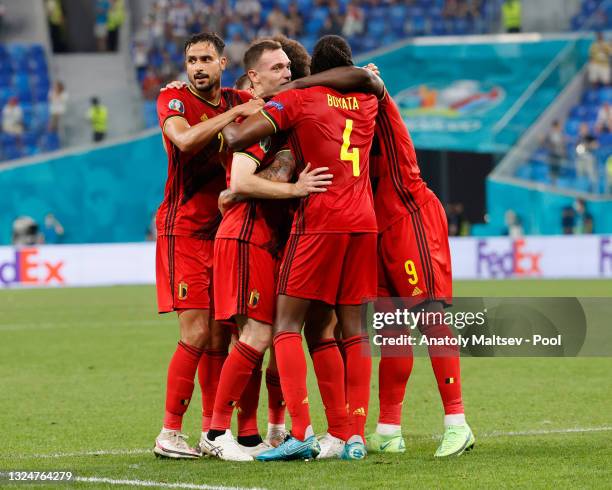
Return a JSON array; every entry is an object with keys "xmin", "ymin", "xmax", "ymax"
[
  {"xmin": 200, "ymin": 113, "xmax": 208, "ymax": 122},
  {"xmin": 169, "ymin": 98, "xmax": 185, "ymax": 113},
  {"xmin": 178, "ymin": 282, "xmax": 188, "ymax": 300},
  {"xmin": 264, "ymin": 100, "xmax": 284, "ymax": 111},
  {"xmin": 259, "ymin": 136, "xmax": 271, "ymax": 154},
  {"xmin": 248, "ymin": 289, "xmax": 260, "ymax": 308}
]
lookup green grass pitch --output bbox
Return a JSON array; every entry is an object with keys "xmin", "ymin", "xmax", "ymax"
[{"xmin": 1, "ymin": 280, "xmax": 611, "ymax": 489}]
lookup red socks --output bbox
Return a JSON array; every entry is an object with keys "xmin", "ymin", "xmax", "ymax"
[
  {"xmin": 378, "ymin": 353, "xmax": 414, "ymax": 425},
  {"xmin": 309, "ymin": 338, "xmax": 348, "ymax": 440},
  {"xmin": 198, "ymin": 349, "xmax": 227, "ymax": 432},
  {"xmin": 237, "ymin": 359, "xmax": 263, "ymax": 437},
  {"xmin": 343, "ymin": 335, "xmax": 372, "ymax": 440},
  {"xmin": 274, "ymin": 332, "xmax": 310, "ymax": 441},
  {"xmin": 210, "ymin": 341, "xmax": 264, "ymax": 431},
  {"xmin": 164, "ymin": 341, "xmax": 203, "ymax": 430},
  {"xmin": 423, "ymin": 324, "xmax": 464, "ymax": 415},
  {"xmin": 265, "ymin": 367, "xmax": 286, "ymax": 425}
]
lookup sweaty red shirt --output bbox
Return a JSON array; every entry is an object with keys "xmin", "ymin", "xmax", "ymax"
[
  {"xmin": 156, "ymin": 86, "xmax": 252, "ymax": 238},
  {"xmin": 261, "ymin": 86, "xmax": 379, "ymax": 235},
  {"xmin": 215, "ymin": 133, "xmax": 294, "ymax": 257},
  {"xmin": 371, "ymin": 90, "xmax": 435, "ymax": 232}
]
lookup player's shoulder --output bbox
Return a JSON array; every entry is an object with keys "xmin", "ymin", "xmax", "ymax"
[
  {"xmin": 221, "ymin": 87, "xmax": 253, "ymax": 102},
  {"xmin": 157, "ymin": 86, "xmax": 190, "ymax": 101},
  {"xmin": 157, "ymin": 86, "xmax": 192, "ymax": 112}
]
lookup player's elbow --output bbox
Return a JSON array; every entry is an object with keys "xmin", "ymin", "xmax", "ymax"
[
  {"xmin": 222, "ymin": 125, "xmax": 242, "ymax": 150},
  {"xmin": 362, "ymin": 69, "xmax": 384, "ymax": 97},
  {"xmin": 174, "ymin": 134, "xmax": 195, "ymax": 153}
]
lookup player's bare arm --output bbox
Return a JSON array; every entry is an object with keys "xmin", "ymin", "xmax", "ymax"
[
  {"xmin": 219, "ymin": 149, "xmax": 296, "ymax": 214},
  {"xmin": 261, "ymin": 66, "xmax": 385, "ymax": 99},
  {"xmin": 222, "ymin": 111, "xmax": 278, "ymax": 150},
  {"xmin": 258, "ymin": 149, "xmax": 296, "ymax": 183},
  {"xmin": 163, "ymin": 98, "xmax": 264, "ymax": 153},
  {"xmin": 230, "ymin": 154, "xmax": 331, "ymax": 199}
]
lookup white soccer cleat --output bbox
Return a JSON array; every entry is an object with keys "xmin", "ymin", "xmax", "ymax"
[
  {"xmin": 199, "ymin": 430, "xmax": 254, "ymax": 462},
  {"xmin": 316, "ymin": 433, "xmax": 345, "ymax": 459},
  {"xmin": 238, "ymin": 441, "xmax": 273, "ymax": 457},
  {"xmin": 153, "ymin": 430, "xmax": 200, "ymax": 459},
  {"xmin": 265, "ymin": 427, "xmax": 289, "ymax": 448}
]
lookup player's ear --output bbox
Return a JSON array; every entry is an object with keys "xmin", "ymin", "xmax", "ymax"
[
  {"xmin": 247, "ymin": 69, "xmax": 258, "ymax": 85},
  {"xmin": 219, "ymin": 56, "xmax": 227, "ymax": 70}
]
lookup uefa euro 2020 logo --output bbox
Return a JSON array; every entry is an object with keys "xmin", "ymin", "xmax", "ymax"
[{"xmin": 394, "ymin": 80, "xmax": 505, "ymax": 133}]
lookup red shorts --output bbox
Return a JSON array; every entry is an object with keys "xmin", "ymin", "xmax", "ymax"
[
  {"xmin": 278, "ymin": 233, "xmax": 377, "ymax": 305},
  {"xmin": 156, "ymin": 235, "xmax": 214, "ymax": 313},
  {"xmin": 378, "ymin": 198, "xmax": 452, "ymax": 305},
  {"xmin": 214, "ymin": 238, "xmax": 279, "ymax": 325}
]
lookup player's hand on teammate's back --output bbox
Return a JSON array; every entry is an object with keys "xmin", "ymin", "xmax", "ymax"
[
  {"xmin": 294, "ymin": 163, "xmax": 333, "ymax": 197},
  {"xmin": 160, "ymin": 80, "xmax": 187, "ymax": 91},
  {"xmin": 218, "ymin": 189, "xmax": 244, "ymax": 216},
  {"xmin": 235, "ymin": 98, "xmax": 265, "ymax": 118}
]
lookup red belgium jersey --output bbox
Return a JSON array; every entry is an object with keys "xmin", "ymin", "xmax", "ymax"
[
  {"xmin": 156, "ymin": 85, "xmax": 252, "ymax": 239},
  {"xmin": 261, "ymin": 86, "xmax": 378, "ymax": 235},
  {"xmin": 215, "ymin": 133, "xmax": 293, "ymax": 256},
  {"xmin": 371, "ymin": 90, "xmax": 435, "ymax": 232}
]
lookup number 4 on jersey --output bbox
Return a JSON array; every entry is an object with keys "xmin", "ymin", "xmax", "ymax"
[{"xmin": 341, "ymin": 119, "xmax": 360, "ymax": 177}]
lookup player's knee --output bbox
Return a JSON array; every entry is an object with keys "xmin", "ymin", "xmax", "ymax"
[
  {"xmin": 240, "ymin": 320, "xmax": 272, "ymax": 353},
  {"xmin": 208, "ymin": 321, "xmax": 231, "ymax": 351},
  {"xmin": 179, "ymin": 311, "xmax": 210, "ymax": 348}
]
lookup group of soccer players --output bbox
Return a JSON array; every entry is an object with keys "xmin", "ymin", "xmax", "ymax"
[{"xmin": 153, "ymin": 29, "xmax": 475, "ymax": 462}]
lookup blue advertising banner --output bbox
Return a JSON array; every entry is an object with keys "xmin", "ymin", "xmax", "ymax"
[{"xmin": 362, "ymin": 37, "xmax": 589, "ymax": 153}]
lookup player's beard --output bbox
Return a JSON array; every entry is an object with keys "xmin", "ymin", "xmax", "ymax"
[{"xmin": 191, "ymin": 71, "xmax": 219, "ymax": 94}]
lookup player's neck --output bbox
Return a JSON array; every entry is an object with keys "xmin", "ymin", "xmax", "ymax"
[{"xmin": 189, "ymin": 84, "xmax": 222, "ymax": 105}]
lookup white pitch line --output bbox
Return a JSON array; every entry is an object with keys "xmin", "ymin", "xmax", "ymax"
[
  {"xmin": 26, "ymin": 448, "xmax": 152, "ymax": 459},
  {"xmin": 74, "ymin": 476, "xmax": 264, "ymax": 490},
  {"xmin": 482, "ymin": 426, "xmax": 612, "ymax": 437},
  {"xmin": 10, "ymin": 426, "xmax": 612, "ymax": 460}
]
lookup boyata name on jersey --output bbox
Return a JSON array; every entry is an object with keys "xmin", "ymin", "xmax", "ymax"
[{"xmin": 326, "ymin": 94, "xmax": 360, "ymax": 111}]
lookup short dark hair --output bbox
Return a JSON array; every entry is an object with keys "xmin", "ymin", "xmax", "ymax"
[
  {"xmin": 234, "ymin": 73, "xmax": 251, "ymax": 90},
  {"xmin": 243, "ymin": 39, "xmax": 283, "ymax": 70},
  {"xmin": 310, "ymin": 35, "xmax": 353, "ymax": 75},
  {"xmin": 184, "ymin": 32, "xmax": 225, "ymax": 55},
  {"xmin": 272, "ymin": 34, "xmax": 311, "ymax": 80}
]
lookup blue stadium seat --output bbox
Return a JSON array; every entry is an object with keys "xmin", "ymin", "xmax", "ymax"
[
  {"xmin": 600, "ymin": 87, "xmax": 612, "ymax": 103},
  {"xmin": 570, "ymin": 105, "xmax": 588, "ymax": 119},
  {"xmin": 565, "ymin": 119, "xmax": 581, "ymax": 137},
  {"xmin": 304, "ymin": 17, "xmax": 325, "ymax": 35},
  {"xmin": 40, "ymin": 132, "xmax": 60, "ymax": 152},
  {"xmin": 583, "ymin": 89, "xmax": 600, "ymax": 104},
  {"xmin": 389, "ymin": 4, "xmax": 407, "ymax": 35},
  {"xmin": 3, "ymin": 145, "xmax": 22, "ymax": 161},
  {"xmin": 598, "ymin": 132, "xmax": 612, "ymax": 147},
  {"xmin": 582, "ymin": 0, "xmax": 599, "ymax": 15},
  {"xmin": 23, "ymin": 131, "xmax": 39, "ymax": 147},
  {"xmin": 515, "ymin": 164, "xmax": 531, "ymax": 180},
  {"xmin": 367, "ymin": 19, "xmax": 387, "ymax": 39}
]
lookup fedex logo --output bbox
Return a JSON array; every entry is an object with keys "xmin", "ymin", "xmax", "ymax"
[
  {"xmin": 477, "ymin": 239, "xmax": 542, "ymax": 278},
  {"xmin": 0, "ymin": 248, "xmax": 65, "ymax": 286}
]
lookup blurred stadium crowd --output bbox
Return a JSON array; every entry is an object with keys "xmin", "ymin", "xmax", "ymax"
[{"xmin": 0, "ymin": 0, "xmax": 611, "ymax": 203}]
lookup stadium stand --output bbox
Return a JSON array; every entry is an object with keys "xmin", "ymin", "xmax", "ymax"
[
  {"xmin": 0, "ymin": 43, "xmax": 57, "ymax": 162},
  {"xmin": 571, "ymin": 0, "xmax": 612, "ymax": 31},
  {"xmin": 135, "ymin": 0, "xmax": 505, "ymax": 128}
]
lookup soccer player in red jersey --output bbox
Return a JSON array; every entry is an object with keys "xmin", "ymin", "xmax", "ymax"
[
  {"xmin": 223, "ymin": 35, "xmax": 385, "ymax": 461},
  {"xmin": 152, "ymin": 32, "xmax": 264, "ymax": 459},
  {"xmin": 365, "ymin": 88, "xmax": 475, "ymax": 457},
  {"xmin": 201, "ymin": 38, "xmax": 333, "ymax": 461}
]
